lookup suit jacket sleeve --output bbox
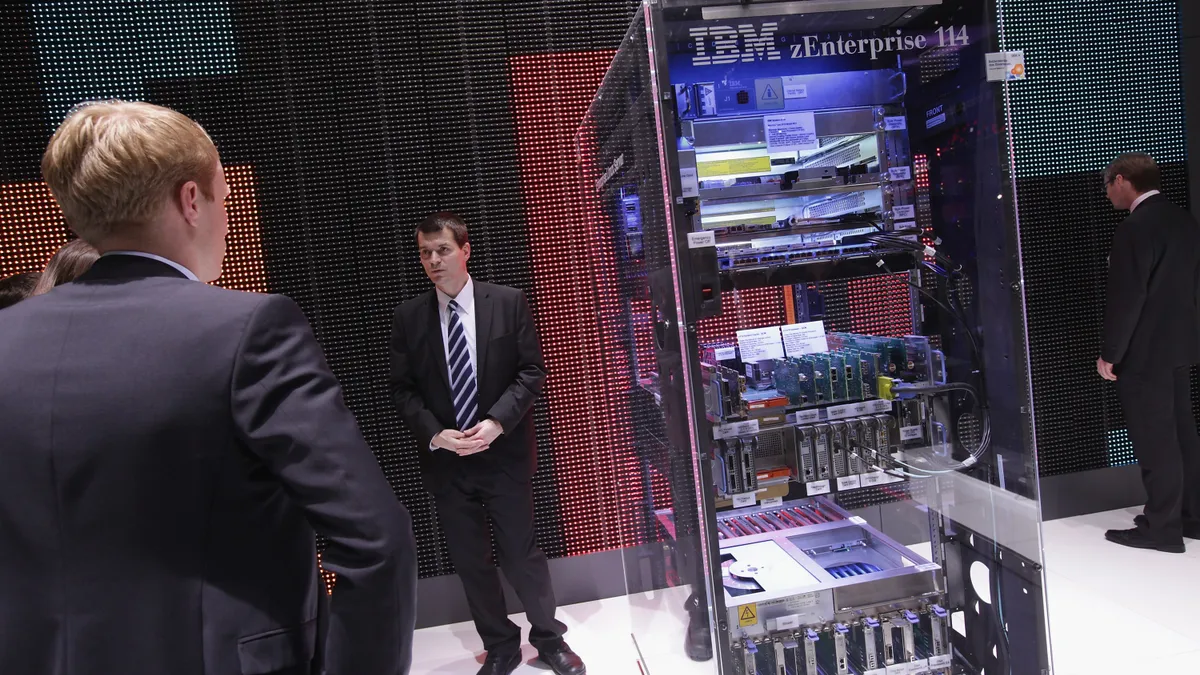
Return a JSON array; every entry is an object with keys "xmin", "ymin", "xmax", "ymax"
[
  {"xmin": 487, "ymin": 291, "xmax": 547, "ymax": 433},
  {"xmin": 231, "ymin": 295, "xmax": 417, "ymax": 675},
  {"xmin": 1102, "ymin": 220, "xmax": 1154, "ymax": 366},
  {"xmin": 389, "ymin": 303, "xmax": 445, "ymax": 448}
]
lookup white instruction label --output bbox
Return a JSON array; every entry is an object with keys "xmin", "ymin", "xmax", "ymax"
[
  {"xmin": 865, "ymin": 669, "xmax": 888, "ymax": 675},
  {"xmin": 785, "ymin": 592, "xmax": 820, "ymax": 610},
  {"xmin": 837, "ymin": 476, "xmax": 862, "ymax": 491},
  {"xmin": 986, "ymin": 50, "xmax": 1026, "ymax": 82},
  {"xmin": 687, "ymin": 231, "xmax": 715, "ymax": 248},
  {"xmin": 893, "ymin": 204, "xmax": 916, "ymax": 220},
  {"xmin": 868, "ymin": 399, "xmax": 893, "ymax": 413},
  {"xmin": 909, "ymin": 659, "xmax": 931, "ymax": 674},
  {"xmin": 764, "ymin": 112, "xmax": 819, "ymax": 153},
  {"xmin": 889, "ymin": 166, "xmax": 912, "ymax": 181},
  {"xmin": 806, "ymin": 480, "xmax": 831, "ymax": 496},
  {"xmin": 917, "ymin": 562, "xmax": 941, "ymax": 572},
  {"xmin": 929, "ymin": 654, "xmax": 953, "ymax": 668},
  {"xmin": 792, "ymin": 409, "xmax": 821, "ymax": 425},
  {"xmin": 736, "ymin": 326, "xmax": 785, "ymax": 362},
  {"xmin": 680, "ymin": 167, "xmax": 699, "ymax": 197},
  {"xmin": 732, "ymin": 492, "xmax": 757, "ymax": 508},
  {"xmin": 884, "ymin": 116, "xmax": 907, "ymax": 130},
  {"xmin": 713, "ymin": 419, "xmax": 760, "ymax": 440},
  {"xmin": 900, "ymin": 425, "xmax": 923, "ymax": 442},
  {"xmin": 773, "ymin": 614, "xmax": 801, "ymax": 631},
  {"xmin": 887, "ymin": 664, "xmax": 913, "ymax": 675},
  {"xmin": 782, "ymin": 77, "xmax": 809, "ymax": 99},
  {"xmin": 781, "ymin": 320, "xmax": 828, "ymax": 357},
  {"xmin": 828, "ymin": 401, "xmax": 872, "ymax": 420},
  {"xmin": 760, "ymin": 496, "xmax": 784, "ymax": 508},
  {"xmin": 849, "ymin": 516, "xmax": 867, "ymax": 525},
  {"xmin": 713, "ymin": 346, "xmax": 737, "ymax": 361}
]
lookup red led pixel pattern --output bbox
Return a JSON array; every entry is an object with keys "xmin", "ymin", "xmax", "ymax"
[
  {"xmin": 697, "ymin": 288, "xmax": 787, "ymax": 343},
  {"xmin": 510, "ymin": 51, "xmax": 648, "ymax": 555},
  {"xmin": 846, "ymin": 274, "xmax": 912, "ymax": 337},
  {"xmin": 0, "ymin": 182, "xmax": 68, "ymax": 277},
  {"xmin": 0, "ymin": 165, "xmax": 267, "ymax": 293}
]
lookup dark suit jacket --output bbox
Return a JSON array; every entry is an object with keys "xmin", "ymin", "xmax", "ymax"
[
  {"xmin": 389, "ymin": 280, "xmax": 546, "ymax": 491},
  {"xmin": 1102, "ymin": 194, "xmax": 1200, "ymax": 374},
  {"xmin": 0, "ymin": 255, "xmax": 417, "ymax": 675}
]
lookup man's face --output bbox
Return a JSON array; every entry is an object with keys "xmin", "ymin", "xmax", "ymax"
[
  {"xmin": 418, "ymin": 227, "xmax": 470, "ymax": 292},
  {"xmin": 195, "ymin": 162, "xmax": 231, "ymax": 282},
  {"xmin": 1105, "ymin": 174, "xmax": 1136, "ymax": 211}
]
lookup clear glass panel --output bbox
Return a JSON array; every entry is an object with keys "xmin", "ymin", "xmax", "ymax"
[{"xmin": 578, "ymin": 2, "xmax": 1050, "ymax": 674}]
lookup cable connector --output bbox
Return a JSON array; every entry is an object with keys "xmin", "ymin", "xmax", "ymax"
[{"xmin": 877, "ymin": 376, "xmax": 897, "ymax": 400}]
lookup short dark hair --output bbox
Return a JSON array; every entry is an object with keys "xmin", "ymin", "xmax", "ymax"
[
  {"xmin": 0, "ymin": 272, "xmax": 40, "ymax": 310},
  {"xmin": 1104, "ymin": 153, "xmax": 1161, "ymax": 193},
  {"xmin": 415, "ymin": 211, "xmax": 470, "ymax": 247}
]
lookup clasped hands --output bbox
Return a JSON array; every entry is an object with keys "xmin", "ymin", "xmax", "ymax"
[{"xmin": 434, "ymin": 418, "xmax": 503, "ymax": 456}]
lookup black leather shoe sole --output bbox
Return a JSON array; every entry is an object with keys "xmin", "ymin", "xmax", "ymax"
[{"xmin": 1106, "ymin": 529, "xmax": 1185, "ymax": 553}]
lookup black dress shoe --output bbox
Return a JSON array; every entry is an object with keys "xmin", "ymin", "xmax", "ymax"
[
  {"xmin": 684, "ymin": 612, "xmax": 714, "ymax": 661},
  {"xmin": 1105, "ymin": 527, "xmax": 1185, "ymax": 553},
  {"xmin": 476, "ymin": 650, "xmax": 522, "ymax": 675},
  {"xmin": 538, "ymin": 643, "xmax": 586, "ymax": 675}
]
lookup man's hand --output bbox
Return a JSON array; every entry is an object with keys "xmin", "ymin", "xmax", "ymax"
[
  {"xmin": 462, "ymin": 418, "xmax": 504, "ymax": 450},
  {"xmin": 1097, "ymin": 357, "xmax": 1118, "ymax": 382},
  {"xmin": 433, "ymin": 429, "xmax": 488, "ymax": 456}
]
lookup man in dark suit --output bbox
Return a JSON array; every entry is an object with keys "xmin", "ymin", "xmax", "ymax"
[
  {"xmin": 0, "ymin": 100, "xmax": 417, "ymax": 675},
  {"xmin": 390, "ymin": 212, "xmax": 585, "ymax": 675},
  {"xmin": 1098, "ymin": 152, "xmax": 1200, "ymax": 553}
]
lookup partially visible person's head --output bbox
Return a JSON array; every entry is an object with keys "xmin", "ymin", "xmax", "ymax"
[
  {"xmin": 41, "ymin": 100, "xmax": 230, "ymax": 282},
  {"xmin": 415, "ymin": 212, "xmax": 471, "ymax": 296},
  {"xmin": 1104, "ymin": 153, "xmax": 1161, "ymax": 211},
  {"xmin": 0, "ymin": 272, "xmax": 40, "ymax": 310},
  {"xmin": 31, "ymin": 239, "xmax": 100, "ymax": 296}
]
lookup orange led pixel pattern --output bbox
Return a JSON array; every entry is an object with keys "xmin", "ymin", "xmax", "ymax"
[
  {"xmin": 510, "ymin": 51, "xmax": 649, "ymax": 555},
  {"xmin": 0, "ymin": 164, "xmax": 267, "ymax": 293}
]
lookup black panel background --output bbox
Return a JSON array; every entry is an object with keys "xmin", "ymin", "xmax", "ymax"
[
  {"xmin": 0, "ymin": 0, "xmax": 639, "ymax": 579},
  {"xmin": 1018, "ymin": 165, "xmax": 1190, "ymax": 475}
]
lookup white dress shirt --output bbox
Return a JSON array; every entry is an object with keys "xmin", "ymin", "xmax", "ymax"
[
  {"xmin": 1130, "ymin": 189, "xmax": 1161, "ymax": 212},
  {"xmin": 102, "ymin": 251, "xmax": 199, "ymax": 281},
  {"xmin": 431, "ymin": 276, "xmax": 478, "ymax": 447}
]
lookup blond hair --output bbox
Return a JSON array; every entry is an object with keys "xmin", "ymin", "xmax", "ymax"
[{"xmin": 41, "ymin": 100, "xmax": 220, "ymax": 242}]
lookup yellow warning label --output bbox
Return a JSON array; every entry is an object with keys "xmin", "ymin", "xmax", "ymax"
[
  {"xmin": 738, "ymin": 603, "xmax": 758, "ymax": 627},
  {"xmin": 696, "ymin": 156, "xmax": 771, "ymax": 179}
]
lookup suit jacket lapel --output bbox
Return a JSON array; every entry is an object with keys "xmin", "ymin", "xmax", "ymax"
[
  {"xmin": 475, "ymin": 282, "xmax": 493, "ymax": 380},
  {"xmin": 428, "ymin": 293, "xmax": 451, "ymax": 394}
]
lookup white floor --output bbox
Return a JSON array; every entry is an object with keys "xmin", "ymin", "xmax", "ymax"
[{"xmin": 412, "ymin": 506, "xmax": 1200, "ymax": 674}]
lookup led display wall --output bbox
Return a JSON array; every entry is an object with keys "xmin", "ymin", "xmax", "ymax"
[
  {"xmin": 1, "ymin": 0, "xmax": 1189, "ymax": 582},
  {"xmin": 999, "ymin": 0, "xmax": 1190, "ymax": 474}
]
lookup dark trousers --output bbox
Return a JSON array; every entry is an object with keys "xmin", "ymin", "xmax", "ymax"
[
  {"xmin": 432, "ymin": 467, "xmax": 565, "ymax": 655},
  {"xmin": 1117, "ymin": 365, "xmax": 1200, "ymax": 541}
]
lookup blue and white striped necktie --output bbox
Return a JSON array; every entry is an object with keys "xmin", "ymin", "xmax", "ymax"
[{"xmin": 446, "ymin": 299, "xmax": 478, "ymax": 430}]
